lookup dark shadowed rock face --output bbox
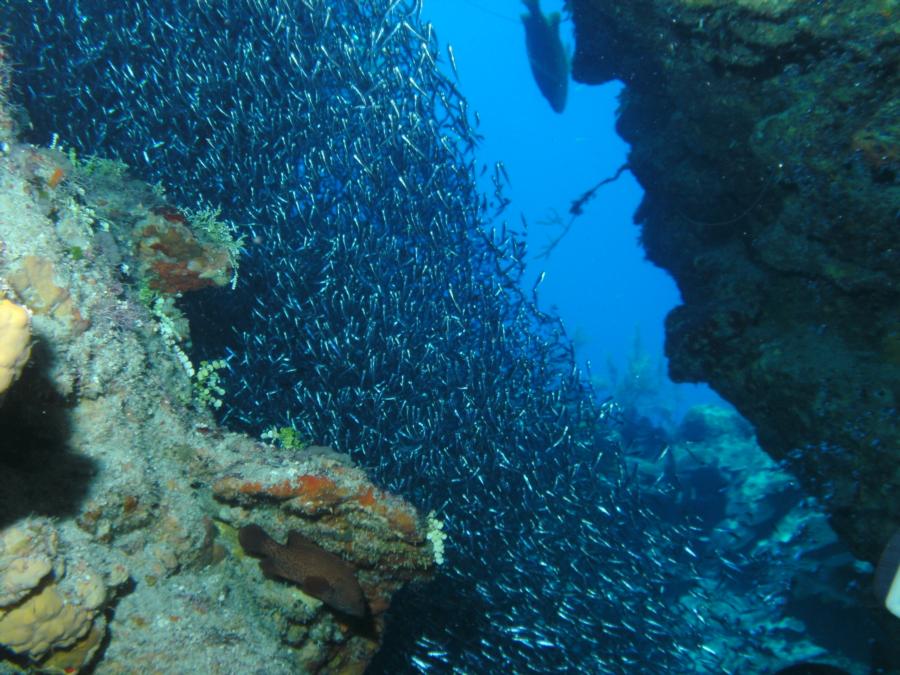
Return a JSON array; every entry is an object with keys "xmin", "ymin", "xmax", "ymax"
[{"xmin": 569, "ymin": 0, "xmax": 898, "ymax": 564}]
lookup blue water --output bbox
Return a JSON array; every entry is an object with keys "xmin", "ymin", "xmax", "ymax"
[{"xmin": 422, "ymin": 0, "xmax": 720, "ymax": 418}]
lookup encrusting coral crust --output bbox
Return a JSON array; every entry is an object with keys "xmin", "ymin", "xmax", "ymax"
[{"xmin": 0, "ymin": 54, "xmax": 435, "ymax": 673}]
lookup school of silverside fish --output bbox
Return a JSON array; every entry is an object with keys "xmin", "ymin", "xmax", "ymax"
[{"xmin": 2, "ymin": 1, "xmax": 719, "ymax": 671}]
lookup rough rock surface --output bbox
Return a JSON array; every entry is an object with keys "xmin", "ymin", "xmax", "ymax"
[
  {"xmin": 0, "ymin": 65, "xmax": 434, "ymax": 673},
  {"xmin": 569, "ymin": 0, "xmax": 898, "ymax": 564}
]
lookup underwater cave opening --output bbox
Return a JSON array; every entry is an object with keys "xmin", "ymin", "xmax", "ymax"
[{"xmin": 421, "ymin": 0, "xmax": 724, "ymax": 431}]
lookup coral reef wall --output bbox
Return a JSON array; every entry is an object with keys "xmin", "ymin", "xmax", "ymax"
[
  {"xmin": 0, "ymin": 52, "xmax": 434, "ymax": 673},
  {"xmin": 569, "ymin": 0, "xmax": 899, "ymax": 563}
]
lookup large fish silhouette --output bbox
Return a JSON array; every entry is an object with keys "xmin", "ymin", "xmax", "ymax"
[{"xmin": 521, "ymin": 0, "xmax": 569, "ymax": 113}]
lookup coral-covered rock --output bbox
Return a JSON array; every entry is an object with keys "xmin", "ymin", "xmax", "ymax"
[
  {"xmin": 569, "ymin": 0, "xmax": 899, "ymax": 566},
  {"xmin": 8, "ymin": 256, "xmax": 89, "ymax": 334},
  {"xmin": 212, "ymin": 445, "xmax": 434, "ymax": 672},
  {"xmin": 0, "ymin": 73, "xmax": 433, "ymax": 672},
  {"xmin": 134, "ymin": 209, "xmax": 233, "ymax": 293}
]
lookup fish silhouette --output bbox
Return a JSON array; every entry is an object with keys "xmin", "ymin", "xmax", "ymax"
[{"xmin": 521, "ymin": 0, "xmax": 569, "ymax": 113}]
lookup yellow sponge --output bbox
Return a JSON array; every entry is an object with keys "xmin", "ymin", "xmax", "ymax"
[
  {"xmin": 0, "ymin": 298, "xmax": 31, "ymax": 396},
  {"xmin": 0, "ymin": 522, "xmax": 58, "ymax": 606},
  {"xmin": 0, "ymin": 584, "xmax": 92, "ymax": 657},
  {"xmin": 0, "ymin": 520, "xmax": 109, "ymax": 663}
]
